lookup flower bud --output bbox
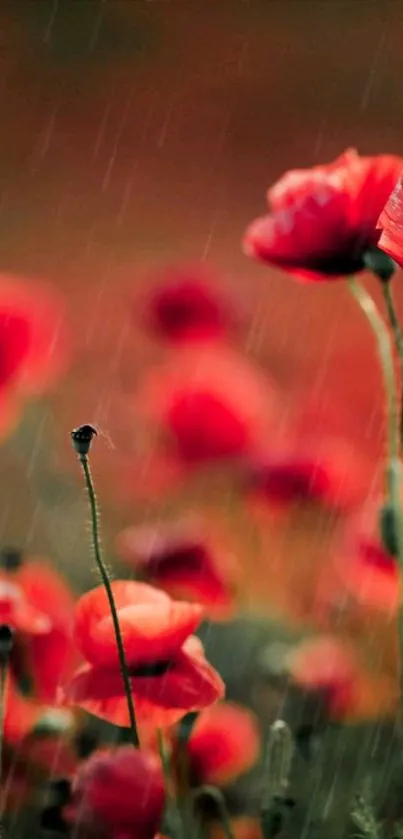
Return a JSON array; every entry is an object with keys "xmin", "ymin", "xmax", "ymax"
[
  {"xmin": 0, "ymin": 547, "xmax": 23, "ymax": 571},
  {"xmin": 379, "ymin": 501, "xmax": 402, "ymax": 558},
  {"xmin": 71, "ymin": 424, "xmax": 98, "ymax": 457},
  {"xmin": 363, "ymin": 247, "xmax": 397, "ymax": 282}
]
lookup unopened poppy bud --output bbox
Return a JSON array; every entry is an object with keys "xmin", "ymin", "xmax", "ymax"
[
  {"xmin": 0, "ymin": 624, "xmax": 13, "ymax": 658},
  {"xmin": 33, "ymin": 709, "xmax": 75, "ymax": 738},
  {"xmin": 379, "ymin": 501, "xmax": 402, "ymax": 558},
  {"xmin": 263, "ymin": 720, "xmax": 294, "ymax": 802},
  {"xmin": 71, "ymin": 424, "xmax": 98, "ymax": 457},
  {"xmin": 363, "ymin": 247, "xmax": 397, "ymax": 282},
  {"xmin": 0, "ymin": 547, "xmax": 23, "ymax": 571}
]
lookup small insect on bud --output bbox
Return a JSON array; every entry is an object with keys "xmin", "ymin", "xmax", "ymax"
[
  {"xmin": 0, "ymin": 624, "xmax": 14, "ymax": 658},
  {"xmin": 71, "ymin": 424, "xmax": 98, "ymax": 457},
  {"xmin": 379, "ymin": 501, "xmax": 402, "ymax": 558},
  {"xmin": 0, "ymin": 547, "xmax": 23, "ymax": 571},
  {"xmin": 363, "ymin": 247, "xmax": 397, "ymax": 283}
]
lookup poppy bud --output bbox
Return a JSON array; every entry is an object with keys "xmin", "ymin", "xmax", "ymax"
[
  {"xmin": 33, "ymin": 709, "xmax": 75, "ymax": 738},
  {"xmin": 363, "ymin": 247, "xmax": 397, "ymax": 282},
  {"xmin": 71, "ymin": 424, "xmax": 98, "ymax": 457},
  {"xmin": 379, "ymin": 501, "xmax": 402, "ymax": 558},
  {"xmin": 0, "ymin": 624, "xmax": 13, "ymax": 658},
  {"xmin": 0, "ymin": 547, "xmax": 23, "ymax": 571}
]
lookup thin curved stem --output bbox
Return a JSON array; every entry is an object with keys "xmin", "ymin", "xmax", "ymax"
[
  {"xmin": 348, "ymin": 278, "xmax": 399, "ymax": 483},
  {"xmin": 79, "ymin": 454, "xmax": 139, "ymax": 748},
  {"xmin": 0, "ymin": 659, "xmax": 6, "ymax": 801},
  {"xmin": 382, "ymin": 281, "xmax": 403, "ymax": 447},
  {"xmin": 348, "ymin": 278, "xmax": 403, "ymax": 714}
]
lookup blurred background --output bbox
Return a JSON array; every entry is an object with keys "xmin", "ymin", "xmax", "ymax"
[{"xmin": 0, "ymin": 0, "xmax": 401, "ymax": 612}]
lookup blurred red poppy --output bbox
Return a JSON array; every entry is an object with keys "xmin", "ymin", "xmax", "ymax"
[
  {"xmin": 141, "ymin": 264, "xmax": 235, "ymax": 345},
  {"xmin": 0, "ymin": 276, "xmax": 68, "ymax": 433},
  {"xmin": 321, "ymin": 499, "xmax": 398, "ymax": 616},
  {"xmin": 378, "ymin": 172, "xmax": 403, "ymax": 267},
  {"xmin": 243, "ymin": 149, "xmax": 403, "ymax": 282},
  {"xmin": 63, "ymin": 582, "xmax": 224, "ymax": 729},
  {"xmin": 0, "ymin": 575, "xmax": 52, "ymax": 635},
  {"xmin": 0, "ymin": 276, "xmax": 69, "ymax": 441},
  {"xmin": 3, "ymin": 671, "xmax": 77, "ymax": 803},
  {"xmin": 183, "ymin": 701, "xmax": 260, "ymax": 786},
  {"xmin": 167, "ymin": 388, "xmax": 251, "ymax": 464},
  {"xmin": 285, "ymin": 636, "xmax": 397, "ymax": 721},
  {"xmin": 116, "ymin": 519, "xmax": 238, "ymax": 619},
  {"xmin": 245, "ymin": 438, "xmax": 366, "ymax": 513},
  {"xmin": 13, "ymin": 557, "xmax": 76, "ymax": 701},
  {"xmin": 66, "ymin": 746, "xmax": 165, "ymax": 839},
  {"xmin": 4, "ymin": 672, "xmax": 44, "ymax": 745},
  {"xmin": 139, "ymin": 347, "xmax": 280, "ymax": 468}
]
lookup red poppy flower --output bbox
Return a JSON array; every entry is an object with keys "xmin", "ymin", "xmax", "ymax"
[
  {"xmin": 183, "ymin": 702, "xmax": 260, "ymax": 786},
  {"xmin": 3, "ymin": 670, "xmax": 77, "ymax": 795},
  {"xmin": 4, "ymin": 672, "xmax": 44, "ymax": 745},
  {"xmin": 0, "ymin": 276, "xmax": 69, "ymax": 438},
  {"xmin": 378, "ymin": 172, "xmax": 403, "ymax": 267},
  {"xmin": 285, "ymin": 636, "xmax": 397, "ymax": 722},
  {"xmin": 243, "ymin": 148, "xmax": 403, "ymax": 282},
  {"xmin": 140, "ymin": 348, "xmax": 280, "ymax": 468},
  {"xmin": 13, "ymin": 557, "xmax": 77, "ymax": 701},
  {"xmin": 245, "ymin": 438, "xmax": 366, "ymax": 513},
  {"xmin": 321, "ymin": 499, "xmax": 399, "ymax": 616},
  {"xmin": 62, "ymin": 582, "xmax": 224, "ymax": 729},
  {"xmin": 116, "ymin": 519, "xmax": 238, "ymax": 619},
  {"xmin": 0, "ymin": 575, "xmax": 52, "ymax": 635},
  {"xmin": 66, "ymin": 746, "xmax": 165, "ymax": 839},
  {"xmin": 0, "ymin": 276, "xmax": 68, "ymax": 395},
  {"xmin": 0, "ymin": 553, "xmax": 76, "ymax": 702},
  {"xmin": 142, "ymin": 264, "xmax": 235, "ymax": 344}
]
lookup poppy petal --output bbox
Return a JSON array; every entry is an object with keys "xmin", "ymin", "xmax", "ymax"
[
  {"xmin": 75, "ymin": 582, "xmax": 203, "ymax": 667},
  {"xmin": 62, "ymin": 637, "xmax": 224, "ymax": 729},
  {"xmin": 187, "ymin": 702, "xmax": 260, "ymax": 785},
  {"xmin": 244, "ymin": 150, "xmax": 403, "ymax": 282},
  {"xmin": 378, "ymin": 173, "xmax": 403, "ymax": 267},
  {"xmin": 0, "ymin": 578, "xmax": 52, "ymax": 634}
]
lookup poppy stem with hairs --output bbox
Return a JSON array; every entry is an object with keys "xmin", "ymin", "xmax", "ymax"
[
  {"xmin": 381, "ymin": 280, "xmax": 403, "ymax": 447},
  {"xmin": 348, "ymin": 280, "xmax": 403, "ymax": 717},
  {"xmin": 70, "ymin": 425, "xmax": 140, "ymax": 749},
  {"xmin": 0, "ymin": 625, "xmax": 13, "ymax": 824}
]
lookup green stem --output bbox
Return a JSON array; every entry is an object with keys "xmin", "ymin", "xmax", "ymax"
[
  {"xmin": 0, "ymin": 659, "xmax": 6, "ymax": 792},
  {"xmin": 193, "ymin": 786, "xmax": 235, "ymax": 839},
  {"xmin": 382, "ymin": 281, "xmax": 403, "ymax": 447},
  {"xmin": 348, "ymin": 278, "xmax": 403, "ymax": 715},
  {"xmin": 0, "ymin": 654, "xmax": 9, "ymax": 833},
  {"xmin": 157, "ymin": 729, "xmax": 184, "ymax": 839},
  {"xmin": 79, "ymin": 454, "xmax": 139, "ymax": 748},
  {"xmin": 348, "ymin": 279, "xmax": 399, "ymax": 481}
]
